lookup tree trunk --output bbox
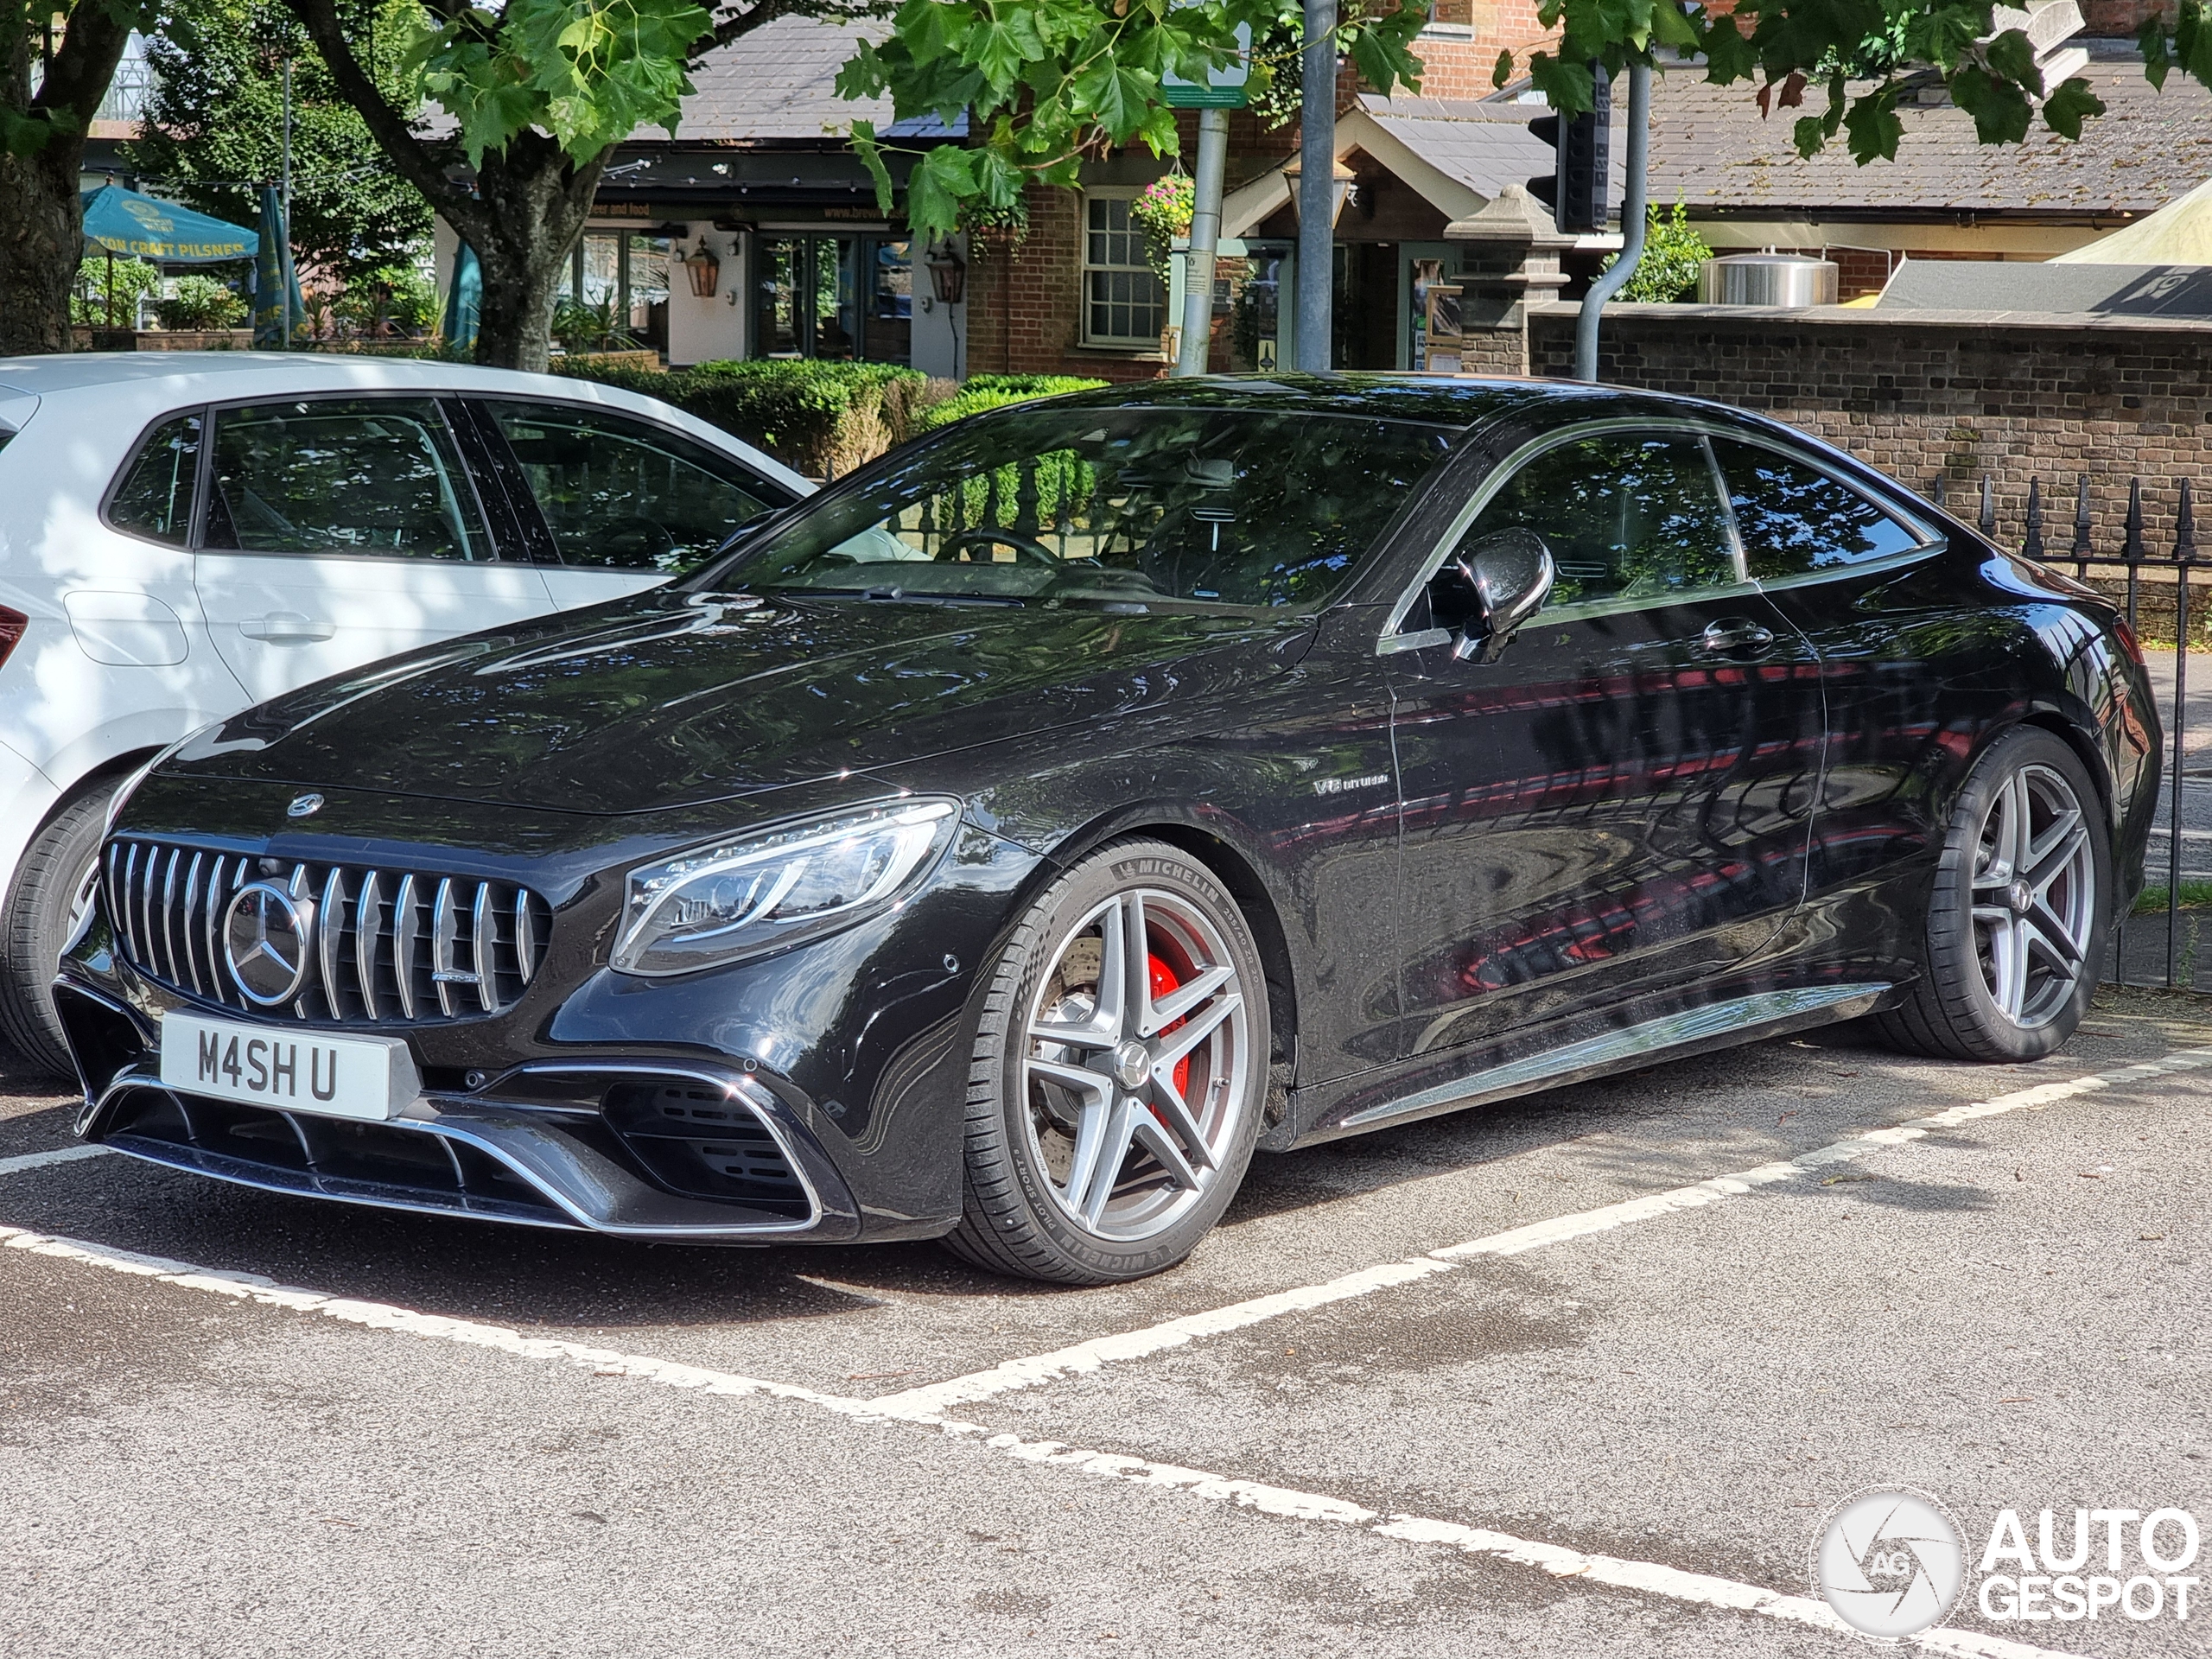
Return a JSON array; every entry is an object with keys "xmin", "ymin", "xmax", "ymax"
[
  {"xmin": 1, "ymin": 5, "xmax": 134, "ymax": 355},
  {"xmin": 468, "ymin": 135, "xmax": 605, "ymax": 373},
  {"xmin": 280, "ymin": 0, "xmax": 607, "ymax": 374}
]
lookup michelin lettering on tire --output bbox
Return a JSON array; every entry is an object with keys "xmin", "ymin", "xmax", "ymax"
[{"xmin": 1809, "ymin": 1486, "xmax": 1967, "ymax": 1641}]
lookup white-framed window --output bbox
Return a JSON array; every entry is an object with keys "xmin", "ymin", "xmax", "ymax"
[{"xmin": 1083, "ymin": 189, "xmax": 1166, "ymax": 349}]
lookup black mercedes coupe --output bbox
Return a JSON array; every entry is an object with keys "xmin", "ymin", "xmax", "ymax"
[{"xmin": 55, "ymin": 377, "xmax": 2158, "ymax": 1283}]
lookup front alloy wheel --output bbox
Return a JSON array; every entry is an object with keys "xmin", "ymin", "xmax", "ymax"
[
  {"xmin": 1877, "ymin": 726, "xmax": 2111, "ymax": 1062},
  {"xmin": 948, "ymin": 839, "xmax": 1268, "ymax": 1283}
]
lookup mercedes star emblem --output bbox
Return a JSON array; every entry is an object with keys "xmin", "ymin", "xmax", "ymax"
[
  {"xmin": 222, "ymin": 881, "xmax": 317, "ymax": 1006},
  {"xmin": 287, "ymin": 793, "xmax": 325, "ymax": 818}
]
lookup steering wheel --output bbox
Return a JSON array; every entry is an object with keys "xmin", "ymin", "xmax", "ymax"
[{"xmin": 932, "ymin": 528, "xmax": 1058, "ymax": 568}]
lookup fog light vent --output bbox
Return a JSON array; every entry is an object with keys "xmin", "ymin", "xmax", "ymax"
[{"xmin": 602, "ymin": 1080, "xmax": 807, "ymax": 1213}]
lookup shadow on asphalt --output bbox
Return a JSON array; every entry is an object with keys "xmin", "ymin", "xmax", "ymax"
[{"xmin": 0, "ymin": 1003, "xmax": 2177, "ymax": 1332}]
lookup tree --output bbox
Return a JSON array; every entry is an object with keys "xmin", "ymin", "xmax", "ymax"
[
  {"xmin": 124, "ymin": 0, "xmax": 429, "ymax": 283},
  {"xmin": 837, "ymin": 0, "xmax": 1430, "ymax": 245},
  {"xmin": 3, "ymin": 1, "xmax": 146, "ymax": 353},
  {"xmin": 287, "ymin": 0, "xmax": 874, "ymax": 372}
]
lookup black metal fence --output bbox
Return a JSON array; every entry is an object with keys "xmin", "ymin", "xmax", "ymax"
[{"xmin": 1940, "ymin": 474, "xmax": 2200, "ymax": 990}]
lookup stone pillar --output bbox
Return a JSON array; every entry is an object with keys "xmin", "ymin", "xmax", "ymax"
[{"xmin": 1444, "ymin": 185, "xmax": 1573, "ymax": 377}]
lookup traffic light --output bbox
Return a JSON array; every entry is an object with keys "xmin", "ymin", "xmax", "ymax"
[{"xmin": 1527, "ymin": 67, "xmax": 1611, "ymax": 234}]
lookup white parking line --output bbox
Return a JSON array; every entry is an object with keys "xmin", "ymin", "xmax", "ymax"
[
  {"xmin": 0, "ymin": 1222, "xmax": 2088, "ymax": 1659},
  {"xmin": 868, "ymin": 1049, "xmax": 2212, "ymax": 1416},
  {"xmin": 0, "ymin": 1144, "xmax": 112, "ymax": 1178}
]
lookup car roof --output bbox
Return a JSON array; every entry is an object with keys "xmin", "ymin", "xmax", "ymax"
[
  {"xmin": 0, "ymin": 352, "xmax": 626, "ymax": 400},
  {"xmin": 1031, "ymin": 372, "xmax": 1773, "ymax": 436},
  {"xmin": 0, "ymin": 352, "xmax": 812, "ymax": 496}
]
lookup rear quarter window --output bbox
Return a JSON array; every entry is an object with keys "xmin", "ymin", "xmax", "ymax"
[{"xmin": 105, "ymin": 411, "xmax": 204, "ymax": 548}]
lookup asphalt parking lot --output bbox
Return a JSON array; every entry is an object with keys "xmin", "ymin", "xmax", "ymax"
[{"xmin": 5, "ymin": 991, "xmax": 2211, "ymax": 1659}]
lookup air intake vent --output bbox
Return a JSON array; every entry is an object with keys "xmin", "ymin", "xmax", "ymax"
[{"xmin": 105, "ymin": 837, "xmax": 551, "ymax": 1025}]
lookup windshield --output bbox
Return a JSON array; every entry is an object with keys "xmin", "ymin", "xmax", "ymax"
[{"xmin": 707, "ymin": 404, "xmax": 1457, "ymax": 610}]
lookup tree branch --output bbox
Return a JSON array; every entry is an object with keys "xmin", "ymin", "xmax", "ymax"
[
  {"xmin": 280, "ymin": 0, "xmax": 486, "ymax": 240},
  {"xmin": 33, "ymin": 0, "xmax": 134, "ymax": 128}
]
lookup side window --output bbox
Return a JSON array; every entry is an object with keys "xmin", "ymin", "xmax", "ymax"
[
  {"xmin": 483, "ymin": 401, "xmax": 785, "ymax": 575},
  {"xmin": 1710, "ymin": 437, "xmax": 1925, "ymax": 580},
  {"xmin": 107, "ymin": 412, "xmax": 203, "ymax": 548},
  {"xmin": 205, "ymin": 398, "xmax": 490, "ymax": 561},
  {"xmin": 1458, "ymin": 432, "xmax": 1738, "ymax": 608}
]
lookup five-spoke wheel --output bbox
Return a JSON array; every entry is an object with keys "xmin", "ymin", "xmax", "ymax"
[{"xmin": 948, "ymin": 839, "xmax": 1268, "ymax": 1283}]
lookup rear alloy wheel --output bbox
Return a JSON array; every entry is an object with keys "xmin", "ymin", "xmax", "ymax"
[
  {"xmin": 1876, "ymin": 726, "xmax": 2109, "ymax": 1062},
  {"xmin": 946, "ymin": 839, "xmax": 1268, "ymax": 1284},
  {"xmin": 0, "ymin": 778, "xmax": 117, "ymax": 1079}
]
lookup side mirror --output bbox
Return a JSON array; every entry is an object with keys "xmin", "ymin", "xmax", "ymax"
[{"xmin": 1427, "ymin": 529, "xmax": 1554, "ymax": 664}]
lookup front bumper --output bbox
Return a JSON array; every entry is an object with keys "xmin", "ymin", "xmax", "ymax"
[{"xmin": 56, "ymin": 977, "xmax": 862, "ymax": 1242}]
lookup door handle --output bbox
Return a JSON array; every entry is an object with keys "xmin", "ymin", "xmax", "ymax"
[
  {"xmin": 242, "ymin": 612, "xmax": 334, "ymax": 644},
  {"xmin": 1699, "ymin": 617, "xmax": 1776, "ymax": 656}
]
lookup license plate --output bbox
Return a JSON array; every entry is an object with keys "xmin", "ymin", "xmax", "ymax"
[{"xmin": 158, "ymin": 1011, "xmax": 421, "ymax": 1122}]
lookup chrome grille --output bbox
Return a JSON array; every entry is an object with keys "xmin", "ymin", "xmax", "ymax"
[{"xmin": 105, "ymin": 838, "xmax": 551, "ymax": 1025}]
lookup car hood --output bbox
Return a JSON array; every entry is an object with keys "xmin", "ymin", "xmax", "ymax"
[{"xmin": 168, "ymin": 590, "xmax": 1309, "ymax": 815}]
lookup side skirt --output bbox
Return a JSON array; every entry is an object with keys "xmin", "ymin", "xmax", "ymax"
[{"xmin": 1284, "ymin": 982, "xmax": 1889, "ymax": 1148}]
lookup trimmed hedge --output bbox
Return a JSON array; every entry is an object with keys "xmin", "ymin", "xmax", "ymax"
[
  {"xmin": 913, "ymin": 373, "xmax": 1110, "ymax": 435},
  {"xmin": 551, "ymin": 357, "xmax": 931, "ymax": 477}
]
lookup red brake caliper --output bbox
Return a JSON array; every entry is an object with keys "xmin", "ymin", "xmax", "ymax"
[{"xmin": 1147, "ymin": 952, "xmax": 1192, "ymax": 1103}]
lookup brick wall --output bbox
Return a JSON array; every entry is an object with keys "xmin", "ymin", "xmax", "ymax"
[{"xmin": 1525, "ymin": 302, "xmax": 2212, "ymax": 547}]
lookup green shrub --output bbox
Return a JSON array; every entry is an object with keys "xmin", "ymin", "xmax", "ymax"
[
  {"xmin": 335, "ymin": 262, "xmax": 440, "ymax": 337},
  {"xmin": 153, "ymin": 274, "xmax": 248, "ymax": 331},
  {"xmin": 72, "ymin": 254, "xmax": 162, "ymax": 326},
  {"xmin": 1604, "ymin": 201, "xmax": 1713, "ymax": 303},
  {"xmin": 913, "ymin": 374, "xmax": 1109, "ymax": 435},
  {"xmin": 552, "ymin": 356, "xmax": 931, "ymax": 477}
]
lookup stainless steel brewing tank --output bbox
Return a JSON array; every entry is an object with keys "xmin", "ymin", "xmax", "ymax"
[{"xmin": 1697, "ymin": 254, "xmax": 1840, "ymax": 307}]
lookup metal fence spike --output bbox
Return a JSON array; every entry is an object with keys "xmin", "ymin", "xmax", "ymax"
[
  {"xmin": 1979, "ymin": 475, "xmax": 1996, "ymax": 533},
  {"xmin": 2179, "ymin": 478, "xmax": 2197, "ymax": 563},
  {"xmin": 2126, "ymin": 477, "xmax": 2145, "ymax": 563},
  {"xmin": 2023, "ymin": 478, "xmax": 2044, "ymax": 558}
]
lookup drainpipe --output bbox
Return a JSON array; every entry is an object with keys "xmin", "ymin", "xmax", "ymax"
[
  {"xmin": 1174, "ymin": 107, "xmax": 1230, "ymax": 378},
  {"xmin": 1573, "ymin": 60, "xmax": 1649, "ymax": 384}
]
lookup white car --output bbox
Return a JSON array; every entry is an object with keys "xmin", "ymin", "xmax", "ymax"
[{"xmin": 0, "ymin": 353, "xmax": 809, "ymax": 1076}]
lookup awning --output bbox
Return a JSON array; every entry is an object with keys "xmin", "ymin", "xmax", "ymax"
[
  {"xmin": 82, "ymin": 184, "xmax": 257, "ymax": 264},
  {"xmin": 2051, "ymin": 175, "xmax": 2212, "ymax": 266}
]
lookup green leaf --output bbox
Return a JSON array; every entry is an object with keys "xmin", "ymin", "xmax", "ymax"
[
  {"xmin": 849, "ymin": 120, "xmax": 897, "ymax": 214},
  {"xmin": 2178, "ymin": 0, "xmax": 2212, "ymax": 85},
  {"xmin": 1527, "ymin": 52, "xmax": 1595, "ymax": 117},
  {"xmin": 1649, "ymin": 1, "xmax": 1699, "ymax": 50},
  {"xmin": 2042, "ymin": 74, "xmax": 2107, "ymax": 138},
  {"xmin": 1841, "ymin": 86, "xmax": 1902, "ymax": 161},
  {"xmin": 1948, "ymin": 67, "xmax": 2031, "ymax": 143},
  {"xmin": 1982, "ymin": 27, "xmax": 2042, "ymax": 95},
  {"xmin": 1492, "ymin": 48, "xmax": 1514, "ymax": 88},
  {"xmin": 1791, "ymin": 112, "xmax": 1827, "ymax": 157},
  {"xmin": 2140, "ymin": 16, "xmax": 2174, "ymax": 89},
  {"xmin": 1698, "ymin": 16, "xmax": 1756, "ymax": 83},
  {"xmin": 905, "ymin": 143, "xmax": 977, "ymax": 245},
  {"xmin": 1071, "ymin": 56, "xmax": 1155, "ymax": 139}
]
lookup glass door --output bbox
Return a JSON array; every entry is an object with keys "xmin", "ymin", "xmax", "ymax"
[{"xmin": 755, "ymin": 234, "xmax": 908, "ymax": 364}]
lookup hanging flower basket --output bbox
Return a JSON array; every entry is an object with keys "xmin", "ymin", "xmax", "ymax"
[{"xmin": 1132, "ymin": 174, "xmax": 1195, "ymax": 283}]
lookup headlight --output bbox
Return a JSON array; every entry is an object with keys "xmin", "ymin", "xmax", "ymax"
[{"xmin": 611, "ymin": 798, "xmax": 959, "ymax": 977}]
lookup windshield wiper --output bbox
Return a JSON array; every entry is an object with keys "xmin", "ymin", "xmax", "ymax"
[{"xmin": 857, "ymin": 586, "xmax": 1027, "ymax": 608}]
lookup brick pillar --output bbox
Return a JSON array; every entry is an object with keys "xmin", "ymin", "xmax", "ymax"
[{"xmin": 1444, "ymin": 185, "xmax": 1573, "ymax": 376}]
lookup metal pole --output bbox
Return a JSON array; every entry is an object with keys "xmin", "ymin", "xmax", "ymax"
[
  {"xmin": 281, "ymin": 57, "xmax": 294, "ymax": 349},
  {"xmin": 1573, "ymin": 62, "xmax": 1649, "ymax": 384},
  {"xmin": 1175, "ymin": 108, "xmax": 1230, "ymax": 378},
  {"xmin": 1296, "ymin": 0, "xmax": 1336, "ymax": 373}
]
